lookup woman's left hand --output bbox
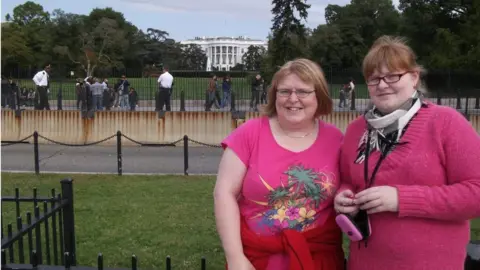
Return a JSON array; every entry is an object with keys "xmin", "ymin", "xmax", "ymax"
[{"xmin": 353, "ymin": 186, "xmax": 399, "ymax": 214}]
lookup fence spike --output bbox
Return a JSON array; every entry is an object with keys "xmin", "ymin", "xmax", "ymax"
[
  {"xmin": 1, "ymin": 249, "xmax": 5, "ymax": 266},
  {"xmin": 97, "ymin": 253, "xmax": 103, "ymax": 270},
  {"xmin": 32, "ymin": 250, "xmax": 38, "ymax": 267},
  {"xmin": 201, "ymin": 256, "xmax": 206, "ymax": 270},
  {"xmin": 131, "ymin": 254, "xmax": 137, "ymax": 270},
  {"xmin": 64, "ymin": 252, "xmax": 70, "ymax": 269},
  {"xmin": 166, "ymin": 255, "xmax": 171, "ymax": 270}
]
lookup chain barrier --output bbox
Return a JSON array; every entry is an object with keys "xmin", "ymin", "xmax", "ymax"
[
  {"xmin": 3, "ymin": 133, "xmax": 219, "ymax": 148},
  {"xmin": 187, "ymin": 138, "xmax": 222, "ymax": 148},
  {"xmin": 121, "ymin": 134, "xmax": 182, "ymax": 147},
  {"xmin": 37, "ymin": 134, "xmax": 116, "ymax": 147},
  {"xmin": 1, "ymin": 134, "xmax": 34, "ymax": 147}
]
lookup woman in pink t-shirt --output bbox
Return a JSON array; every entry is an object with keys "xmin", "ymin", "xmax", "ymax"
[{"xmin": 214, "ymin": 59, "xmax": 345, "ymax": 270}]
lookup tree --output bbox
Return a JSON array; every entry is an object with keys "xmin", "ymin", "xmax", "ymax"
[
  {"xmin": 1, "ymin": 23, "xmax": 34, "ymax": 68},
  {"xmin": 242, "ymin": 45, "xmax": 266, "ymax": 71},
  {"xmin": 180, "ymin": 44, "xmax": 208, "ymax": 70},
  {"xmin": 269, "ymin": 0, "xmax": 311, "ymax": 68},
  {"xmin": 53, "ymin": 17, "xmax": 128, "ymax": 76},
  {"xmin": 5, "ymin": 1, "xmax": 51, "ymax": 67}
]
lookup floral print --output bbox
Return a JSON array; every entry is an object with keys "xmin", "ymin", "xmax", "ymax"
[{"xmin": 250, "ymin": 163, "xmax": 336, "ymax": 234}]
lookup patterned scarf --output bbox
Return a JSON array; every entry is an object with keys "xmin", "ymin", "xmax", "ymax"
[{"xmin": 354, "ymin": 91, "xmax": 423, "ymax": 164}]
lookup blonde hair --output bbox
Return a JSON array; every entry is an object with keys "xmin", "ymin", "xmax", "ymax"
[
  {"xmin": 363, "ymin": 35, "xmax": 427, "ymax": 93},
  {"xmin": 262, "ymin": 58, "xmax": 332, "ymax": 117}
]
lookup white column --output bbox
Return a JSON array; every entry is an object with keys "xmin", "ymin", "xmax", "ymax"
[{"xmin": 205, "ymin": 45, "xmax": 210, "ymax": 70}]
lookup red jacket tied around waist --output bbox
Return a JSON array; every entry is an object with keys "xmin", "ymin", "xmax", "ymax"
[{"xmin": 227, "ymin": 213, "xmax": 345, "ymax": 270}]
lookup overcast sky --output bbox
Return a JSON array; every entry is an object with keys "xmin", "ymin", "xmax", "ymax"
[{"xmin": 1, "ymin": 0, "xmax": 399, "ymax": 41}]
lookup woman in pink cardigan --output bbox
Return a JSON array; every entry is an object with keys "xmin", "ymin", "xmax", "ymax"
[{"xmin": 334, "ymin": 35, "xmax": 480, "ymax": 270}]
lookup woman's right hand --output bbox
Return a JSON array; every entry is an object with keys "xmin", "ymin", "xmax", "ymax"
[
  {"xmin": 227, "ymin": 255, "xmax": 256, "ymax": 270},
  {"xmin": 334, "ymin": 189, "xmax": 359, "ymax": 215}
]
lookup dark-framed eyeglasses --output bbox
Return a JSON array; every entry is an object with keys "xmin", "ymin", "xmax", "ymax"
[
  {"xmin": 277, "ymin": 89, "xmax": 315, "ymax": 98},
  {"xmin": 366, "ymin": 72, "xmax": 411, "ymax": 86}
]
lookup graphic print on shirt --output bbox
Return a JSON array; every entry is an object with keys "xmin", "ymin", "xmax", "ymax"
[{"xmin": 249, "ymin": 163, "xmax": 336, "ymax": 233}]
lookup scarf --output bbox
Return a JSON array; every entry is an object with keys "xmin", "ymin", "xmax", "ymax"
[{"xmin": 354, "ymin": 91, "xmax": 423, "ymax": 164}]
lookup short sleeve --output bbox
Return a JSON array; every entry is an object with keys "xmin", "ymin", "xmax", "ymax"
[{"xmin": 221, "ymin": 117, "xmax": 263, "ymax": 167}]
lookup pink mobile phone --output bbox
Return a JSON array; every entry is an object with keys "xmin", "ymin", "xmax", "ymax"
[{"xmin": 335, "ymin": 210, "xmax": 371, "ymax": 242}]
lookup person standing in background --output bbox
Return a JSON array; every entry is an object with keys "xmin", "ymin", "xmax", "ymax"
[
  {"xmin": 90, "ymin": 78, "xmax": 104, "ymax": 111},
  {"xmin": 250, "ymin": 74, "xmax": 262, "ymax": 111},
  {"xmin": 156, "ymin": 67, "xmax": 174, "ymax": 111},
  {"xmin": 129, "ymin": 87, "xmax": 138, "ymax": 111},
  {"xmin": 32, "ymin": 64, "xmax": 51, "ymax": 110},
  {"xmin": 205, "ymin": 74, "xmax": 218, "ymax": 111},
  {"xmin": 221, "ymin": 75, "xmax": 232, "ymax": 109},
  {"xmin": 119, "ymin": 75, "xmax": 130, "ymax": 109}
]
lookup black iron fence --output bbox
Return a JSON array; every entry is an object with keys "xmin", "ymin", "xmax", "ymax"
[
  {"xmin": 0, "ymin": 180, "xmax": 212, "ymax": 270},
  {"xmin": 2, "ymin": 69, "xmax": 480, "ymax": 113},
  {"xmin": 2, "ymin": 251, "xmax": 208, "ymax": 270},
  {"xmin": 1, "ymin": 179, "xmax": 76, "ymax": 267}
]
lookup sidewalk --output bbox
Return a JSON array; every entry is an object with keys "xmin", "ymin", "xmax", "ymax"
[{"xmin": 1, "ymin": 144, "xmax": 222, "ymax": 175}]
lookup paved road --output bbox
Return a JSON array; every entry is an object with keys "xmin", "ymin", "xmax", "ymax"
[{"xmin": 1, "ymin": 144, "xmax": 223, "ymax": 175}]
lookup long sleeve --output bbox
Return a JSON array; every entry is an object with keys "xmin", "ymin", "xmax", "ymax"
[
  {"xmin": 397, "ymin": 109, "xmax": 480, "ymax": 221},
  {"xmin": 337, "ymin": 130, "xmax": 355, "ymax": 194}
]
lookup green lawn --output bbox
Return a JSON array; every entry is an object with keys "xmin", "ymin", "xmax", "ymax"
[
  {"xmin": 14, "ymin": 77, "xmax": 370, "ymax": 101},
  {"xmin": 2, "ymin": 173, "xmax": 479, "ymax": 269}
]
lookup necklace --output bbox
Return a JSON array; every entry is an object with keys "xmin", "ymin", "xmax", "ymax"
[{"xmin": 277, "ymin": 119, "xmax": 318, "ymax": 139}]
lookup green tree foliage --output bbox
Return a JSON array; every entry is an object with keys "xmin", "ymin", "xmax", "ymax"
[
  {"xmin": 269, "ymin": 0, "xmax": 311, "ymax": 69},
  {"xmin": 2, "ymin": 1, "xmax": 207, "ymax": 76},
  {"xmin": 3, "ymin": 0, "xmax": 480, "ymax": 78}
]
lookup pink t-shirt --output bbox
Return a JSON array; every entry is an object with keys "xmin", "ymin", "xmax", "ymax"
[{"xmin": 221, "ymin": 116, "xmax": 344, "ymax": 269}]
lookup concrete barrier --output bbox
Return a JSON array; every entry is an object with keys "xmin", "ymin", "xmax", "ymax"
[{"xmin": 1, "ymin": 110, "xmax": 477, "ymax": 146}]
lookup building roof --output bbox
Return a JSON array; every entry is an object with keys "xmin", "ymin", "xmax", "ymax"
[{"xmin": 182, "ymin": 36, "xmax": 265, "ymax": 42}]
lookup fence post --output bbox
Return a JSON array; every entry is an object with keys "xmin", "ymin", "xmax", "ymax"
[
  {"xmin": 205, "ymin": 91, "xmax": 209, "ymax": 111},
  {"xmin": 61, "ymin": 179, "xmax": 76, "ymax": 266},
  {"xmin": 465, "ymin": 96, "xmax": 469, "ymax": 120},
  {"xmin": 15, "ymin": 86, "xmax": 21, "ymax": 117},
  {"xmin": 33, "ymin": 131, "xmax": 39, "ymax": 175},
  {"xmin": 231, "ymin": 91, "xmax": 236, "ymax": 112},
  {"xmin": 436, "ymin": 89, "xmax": 442, "ymax": 105},
  {"xmin": 350, "ymin": 90, "xmax": 356, "ymax": 110},
  {"xmin": 456, "ymin": 89, "xmax": 462, "ymax": 109},
  {"xmin": 57, "ymin": 86, "xmax": 63, "ymax": 111},
  {"xmin": 475, "ymin": 92, "xmax": 480, "ymax": 109},
  {"xmin": 466, "ymin": 240, "xmax": 480, "ymax": 270},
  {"xmin": 117, "ymin": 131, "xmax": 122, "ymax": 176},
  {"xmin": 180, "ymin": 91, "xmax": 186, "ymax": 112},
  {"xmin": 183, "ymin": 135, "xmax": 189, "ymax": 176}
]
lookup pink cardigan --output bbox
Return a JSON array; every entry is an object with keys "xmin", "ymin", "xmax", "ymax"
[{"xmin": 339, "ymin": 102, "xmax": 480, "ymax": 270}]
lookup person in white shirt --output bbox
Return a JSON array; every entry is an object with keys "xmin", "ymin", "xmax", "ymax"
[
  {"xmin": 348, "ymin": 78, "xmax": 355, "ymax": 107},
  {"xmin": 156, "ymin": 67, "xmax": 174, "ymax": 111},
  {"xmin": 32, "ymin": 64, "xmax": 51, "ymax": 110}
]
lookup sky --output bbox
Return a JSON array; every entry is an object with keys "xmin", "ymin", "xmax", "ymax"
[{"xmin": 1, "ymin": 0, "xmax": 399, "ymax": 41}]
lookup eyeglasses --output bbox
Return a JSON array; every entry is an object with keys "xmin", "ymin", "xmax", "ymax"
[
  {"xmin": 366, "ymin": 72, "xmax": 411, "ymax": 86},
  {"xmin": 277, "ymin": 89, "xmax": 315, "ymax": 98}
]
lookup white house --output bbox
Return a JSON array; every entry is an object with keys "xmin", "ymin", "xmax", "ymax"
[{"xmin": 180, "ymin": 36, "xmax": 268, "ymax": 71}]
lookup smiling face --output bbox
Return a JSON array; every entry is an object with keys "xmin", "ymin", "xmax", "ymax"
[
  {"xmin": 367, "ymin": 65, "xmax": 419, "ymax": 114},
  {"xmin": 275, "ymin": 73, "xmax": 318, "ymax": 125}
]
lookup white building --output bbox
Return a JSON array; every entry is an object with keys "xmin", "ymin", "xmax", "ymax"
[{"xmin": 181, "ymin": 36, "xmax": 268, "ymax": 71}]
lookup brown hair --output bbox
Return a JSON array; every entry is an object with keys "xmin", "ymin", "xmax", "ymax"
[
  {"xmin": 363, "ymin": 35, "xmax": 427, "ymax": 92},
  {"xmin": 262, "ymin": 58, "xmax": 332, "ymax": 117}
]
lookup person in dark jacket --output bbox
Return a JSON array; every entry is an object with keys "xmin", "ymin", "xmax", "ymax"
[
  {"xmin": 250, "ymin": 74, "xmax": 262, "ymax": 111},
  {"xmin": 221, "ymin": 75, "xmax": 232, "ymax": 109},
  {"xmin": 129, "ymin": 87, "xmax": 138, "ymax": 111}
]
